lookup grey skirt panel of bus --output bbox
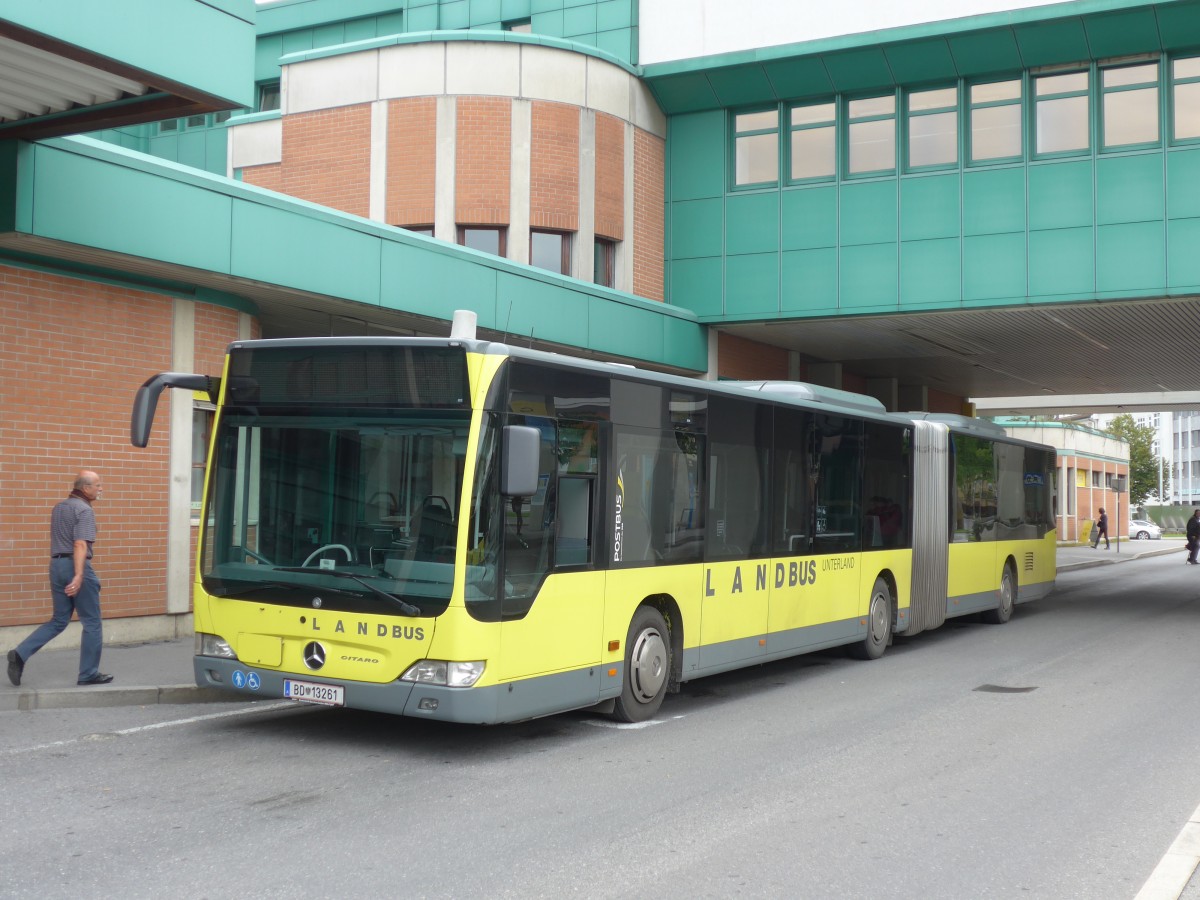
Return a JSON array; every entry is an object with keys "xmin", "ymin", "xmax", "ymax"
[{"xmin": 906, "ymin": 420, "xmax": 950, "ymax": 637}]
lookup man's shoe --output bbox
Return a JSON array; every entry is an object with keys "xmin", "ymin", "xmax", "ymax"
[
  {"xmin": 6, "ymin": 649, "xmax": 22, "ymax": 687},
  {"xmin": 76, "ymin": 673, "xmax": 113, "ymax": 685}
]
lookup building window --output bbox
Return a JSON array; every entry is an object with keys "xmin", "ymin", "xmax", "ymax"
[
  {"xmin": 788, "ymin": 101, "xmax": 836, "ymax": 181},
  {"xmin": 503, "ymin": 19, "xmax": 532, "ymax": 32},
  {"xmin": 404, "ymin": 225, "xmax": 434, "ymax": 237},
  {"xmin": 531, "ymin": 229, "xmax": 570, "ymax": 275},
  {"xmin": 907, "ymin": 86, "xmax": 958, "ymax": 169},
  {"xmin": 1035, "ymin": 71, "xmax": 1089, "ymax": 155},
  {"xmin": 733, "ymin": 109, "xmax": 779, "ymax": 187},
  {"xmin": 213, "ymin": 110, "xmax": 234, "ymax": 125},
  {"xmin": 594, "ymin": 237, "xmax": 615, "ymax": 287},
  {"xmin": 159, "ymin": 119, "xmax": 179, "ymax": 133},
  {"xmin": 969, "ymin": 79, "xmax": 1022, "ymax": 162},
  {"xmin": 458, "ymin": 226, "xmax": 506, "ymax": 257},
  {"xmin": 1102, "ymin": 63, "xmax": 1159, "ymax": 149},
  {"xmin": 847, "ymin": 94, "xmax": 896, "ymax": 175},
  {"xmin": 192, "ymin": 404, "xmax": 214, "ymax": 516},
  {"xmin": 1092, "ymin": 470, "xmax": 1101, "ymax": 487},
  {"xmin": 1173, "ymin": 57, "xmax": 1200, "ymax": 141},
  {"xmin": 258, "ymin": 81, "xmax": 281, "ymax": 112}
]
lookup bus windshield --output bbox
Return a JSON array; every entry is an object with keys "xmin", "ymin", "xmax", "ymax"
[{"xmin": 201, "ymin": 409, "xmax": 471, "ymax": 616}]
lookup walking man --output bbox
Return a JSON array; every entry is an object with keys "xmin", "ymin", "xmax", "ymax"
[
  {"xmin": 7, "ymin": 470, "xmax": 113, "ymax": 687},
  {"xmin": 1187, "ymin": 510, "xmax": 1200, "ymax": 565},
  {"xmin": 1092, "ymin": 507, "xmax": 1110, "ymax": 550}
]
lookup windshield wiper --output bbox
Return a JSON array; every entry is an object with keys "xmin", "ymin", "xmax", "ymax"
[
  {"xmin": 274, "ymin": 567, "xmax": 421, "ymax": 617},
  {"xmin": 208, "ymin": 580, "xmax": 362, "ymax": 600}
]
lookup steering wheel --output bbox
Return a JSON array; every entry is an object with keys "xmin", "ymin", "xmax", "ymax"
[
  {"xmin": 301, "ymin": 544, "xmax": 353, "ymax": 567},
  {"xmin": 231, "ymin": 545, "xmax": 273, "ymax": 565},
  {"xmin": 422, "ymin": 495, "xmax": 452, "ymax": 513}
]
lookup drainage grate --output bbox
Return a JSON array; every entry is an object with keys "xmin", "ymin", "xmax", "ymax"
[{"xmin": 973, "ymin": 684, "xmax": 1038, "ymax": 693}]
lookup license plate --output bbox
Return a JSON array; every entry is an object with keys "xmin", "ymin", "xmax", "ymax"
[{"xmin": 283, "ymin": 679, "xmax": 344, "ymax": 707}]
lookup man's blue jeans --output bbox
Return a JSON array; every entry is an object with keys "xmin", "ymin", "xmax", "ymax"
[{"xmin": 16, "ymin": 558, "xmax": 103, "ymax": 681}]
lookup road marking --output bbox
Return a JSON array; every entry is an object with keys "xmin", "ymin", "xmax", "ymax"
[
  {"xmin": 1135, "ymin": 800, "xmax": 1200, "ymax": 900},
  {"xmin": 579, "ymin": 715, "xmax": 684, "ymax": 730},
  {"xmin": 1, "ymin": 701, "xmax": 297, "ymax": 756}
]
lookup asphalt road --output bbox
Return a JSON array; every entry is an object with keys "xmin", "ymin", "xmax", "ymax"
[{"xmin": 4, "ymin": 554, "xmax": 1200, "ymax": 899}]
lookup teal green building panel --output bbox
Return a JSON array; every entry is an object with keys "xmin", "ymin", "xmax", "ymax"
[
  {"xmin": 947, "ymin": 29, "xmax": 1023, "ymax": 78},
  {"xmin": 230, "ymin": 201, "xmax": 382, "ymax": 306},
  {"xmin": 670, "ymin": 198, "xmax": 723, "ymax": 259},
  {"xmin": 671, "ymin": 257, "xmax": 723, "ymax": 317},
  {"xmin": 725, "ymin": 252, "xmax": 779, "ymax": 316},
  {"xmin": 841, "ymin": 181, "xmax": 897, "ymax": 246},
  {"xmin": 1168, "ymin": 149, "xmax": 1200, "ymax": 220},
  {"xmin": 782, "ymin": 186, "xmax": 837, "ymax": 251},
  {"xmin": 596, "ymin": 0, "xmax": 633, "ymax": 32},
  {"xmin": 407, "ymin": 6, "xmax": 441, "ymax": 30},
  {"xmin": 900, "ymin": 174, "xmax": 960, "ymax": 242},
  {"xmin": 781, "ymin": 248, "xmax": 838, "ymax": 314},
  {"xmin": 531, "ymin": 9, "xmax": 565, "ymax": 35},
  {"xmin": 471, "ymin": 0, "xmax": 504, "ymax": 25},
  {"xmin": 884, "ymin": 39, "xmax": 957, "ymax": 85},
  {"xmin": 587, "ymin": 297, "xmax": 666, "ymax": 361},
  {"xmin": 900, "ymin": 238, "xmax": 960, "ymax": 308},
  {"xmin": 1096, "ymin": 222, "xmax": 1165, "ymax": 294},
  {"xmin": 562, "ymin": 3, "xmax": 596, "ymax": 34},
  {"xmin": 662, "ymin": 314, "xmax": 710, "ymax": 371},
  {"xmin": 963, "ymin": 232, "xmax": 1026, "ymax": 303},
  {"xmin": 1, "ymin": 0, "xmax": 255, "ymax": 108},
  {"xmin": 29, "ymin": 143, "xmax": 234, "ymax": 275},
  {"xmin": 380, "ymin": 240, "xmax": 499, "ymax": 325},
  {"xmin": 840, "ymin": 243, "xmax": 898, "ymax": 309},
  {"xmin": 1028, "ymin": 227, "xmax": 1094, "ymax": 298},
  {"xmin": 669, "ymin": 112, "xmax": 725, "ymax": 201},
  {"xmin": 1029, "ymin": 160, "xmax": 1093, "ymax": 231},
  {"xmin": 442, "ymin": 1, "xmax": 472, "ymax": 29},
  {"xmin": 176, "ymin": 132, "xmax": 208, "ymax": 171},
  {"xmin": 963, "ymin": 167, "xmax": 1025, "ymax": 236},
  {"xmin": 1097, "ymin": 154, "xmax": 1164, "ymax": 225},
  {"xmin": 1169, "ymin": 218, "xmax": 1200, "ymax": 291},
  {"xmin": 725, "ymin": 192, "xmax": 779, "ymax": 256},
  {"xmin": 593, "ymin": 28, "xmax": 634, "ymax": 62},
  {"xmin": 496, "ymin": 271, "xmax": 589, "ymax": 346}
]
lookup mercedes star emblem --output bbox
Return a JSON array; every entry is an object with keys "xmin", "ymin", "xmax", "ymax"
[{"xmin": 302, "ymin": 641, "xmax": 326, "ymax": 670}]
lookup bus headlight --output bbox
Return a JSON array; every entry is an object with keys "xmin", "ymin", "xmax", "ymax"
[
  {"xmin": 195, "ymin": 633, "xmax": 237, "ymax": 659},
  {"xmin": 400, "ymin": 660, "xmax": 485, "ymax": 687}
]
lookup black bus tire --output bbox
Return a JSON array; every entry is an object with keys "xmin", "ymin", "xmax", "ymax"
[
  {"xmin": 612, "ymin": 606, "xmax": 671, "ymax": 723},
  {"xmin": 849, "ymin": 577, "xmax": 892, "ymax": 660},
  {"xmin": 982, "ymin": 564, "xmax": 1016, "ymax": 625}
]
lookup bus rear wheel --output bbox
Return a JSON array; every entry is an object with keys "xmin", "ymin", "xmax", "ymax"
[
  {"xmin": 982, "ymin": 564, "xmax": 1016, "ymax": 625},
  {"xmin": 849, "ymin": 577, "xmax": 892, "ymax": 660},
  {"xmin": 612, "ymin": 606, "xmax": 671, "ymax": 723}
]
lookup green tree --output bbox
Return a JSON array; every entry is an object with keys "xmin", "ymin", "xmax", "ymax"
[{"xmin": 1105, "ymin": 414, "xmax": 1163, "ymax": 505}]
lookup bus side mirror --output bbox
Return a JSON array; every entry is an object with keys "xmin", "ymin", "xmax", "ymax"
[{"xmin": 501, "ymin": 425, "xmax": 540, "ymax": 497}]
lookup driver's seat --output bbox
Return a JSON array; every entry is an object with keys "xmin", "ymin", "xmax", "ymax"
[{"xmin": 411, "ymin": 500, "xmax": 454, "ymax": 560}]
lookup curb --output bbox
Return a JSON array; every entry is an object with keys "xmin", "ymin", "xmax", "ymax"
[
  {"xmin": 1056, "ymin": 545, "xmax": 1182, "ymax": 572},
  {"xmin": 0, "ymin": 684, "xmax": 250, "ymax": 712}
]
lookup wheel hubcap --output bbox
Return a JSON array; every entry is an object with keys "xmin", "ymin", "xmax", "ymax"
[
  {"xmin": 869, "ymin": 592, "xmax": 889, "ymax": 645},
  {"xmin": 629, "ymin": 627, "xmax": 667, "ymax": 703}
]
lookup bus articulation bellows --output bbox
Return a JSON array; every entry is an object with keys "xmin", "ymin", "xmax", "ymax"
[{"xmin": 131, "ymin": 319, "xmax": 1056, "ymax": 724}]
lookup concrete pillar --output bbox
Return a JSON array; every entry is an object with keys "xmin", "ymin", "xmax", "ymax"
[
  {"xmin": 369, "ymin": 99, "xmax": 388, "ymax": 222},
  {"xmin": 167, "ymin": 299, "xmax": 195, "ymax": 615},
  {"xmin": 898, "ymin": 383, "xmax": 929, "ymax": 412},
  {"xmin": 509, "ymin": 98, "xmax": 531, "ymax": 264},
  {"xmin": 434, "ymin": 95, "xmax": 456, "ymax": 243},
  {"xmin": 575, "ymin": 108, "xmax": 596, "ymax": 282}
]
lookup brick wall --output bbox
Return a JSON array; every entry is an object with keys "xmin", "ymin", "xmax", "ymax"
[
  {"xmin": 716, "ymin": 332, "xmax": 790, "ymax": 380},
  {"xmin": 594, "ymin": 112, "xmax": 624, "ymax": 241},
  {"xmin": 241, "ymin": 163, "xmax": 283, "ymax": 194},
  {"xmin": 280, "ymin": 105, "xmax": 372, "ymax": 218},
  {"xmin": 455, "ymin": 97, "xmax": 511, "ymax": 226},
  {"xmin": 530, "ymin": 101, "xmax": 579, "ymax": 232},
  {"xmin": 0, "ymin": 266, "xmax": 247, "ymax": 630},
  {"xmin": 387, "ymin": 97, "xmax": 437, "ymax": 227},
  {"xmin": 633, "ymin": 128, "xmax": 665, "ymax": 301}
]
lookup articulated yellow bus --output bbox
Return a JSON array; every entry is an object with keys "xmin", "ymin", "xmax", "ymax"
[{"xmin": 131, "ymin": 323, "xmax": 1056, "ymax": 724}]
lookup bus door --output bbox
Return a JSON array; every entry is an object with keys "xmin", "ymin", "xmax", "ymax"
[{"xmin": 699, "ymin": 396, "xmax": 771, "ymax": 669}]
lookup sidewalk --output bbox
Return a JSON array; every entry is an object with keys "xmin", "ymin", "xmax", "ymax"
[{"xmin": 2, "ymin": 538, "xmax": 1188, "ymax": 712}]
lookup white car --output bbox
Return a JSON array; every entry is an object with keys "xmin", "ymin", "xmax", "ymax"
[{"xmin": 1129, "ymin": 519, "xmax": 1162, "ymax": 540}]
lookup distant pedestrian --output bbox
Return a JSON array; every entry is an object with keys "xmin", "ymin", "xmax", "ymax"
[
  {"xmin": 1187, "ymin": 510, "xmax": 1200, "ymax": 565},
  {"xmin": 6, "ymin": 470, "xmax": 113, "ymax": 687},
  {"xmin": 1092, "ymin": 507, "xmax": 1110, "ymax": 550}
]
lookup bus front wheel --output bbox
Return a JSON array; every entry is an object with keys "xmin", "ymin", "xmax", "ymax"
[
  {"xmin": 612, "ymin": 606, "xmax": 671, "ymax": 723},
  {"xmin": 849, "ymin": 577, "xmax": 892, "ymax": 660},
  {"xmin": 982, "ymin": 564, "xmax": 1016, "ymax": 625}
]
